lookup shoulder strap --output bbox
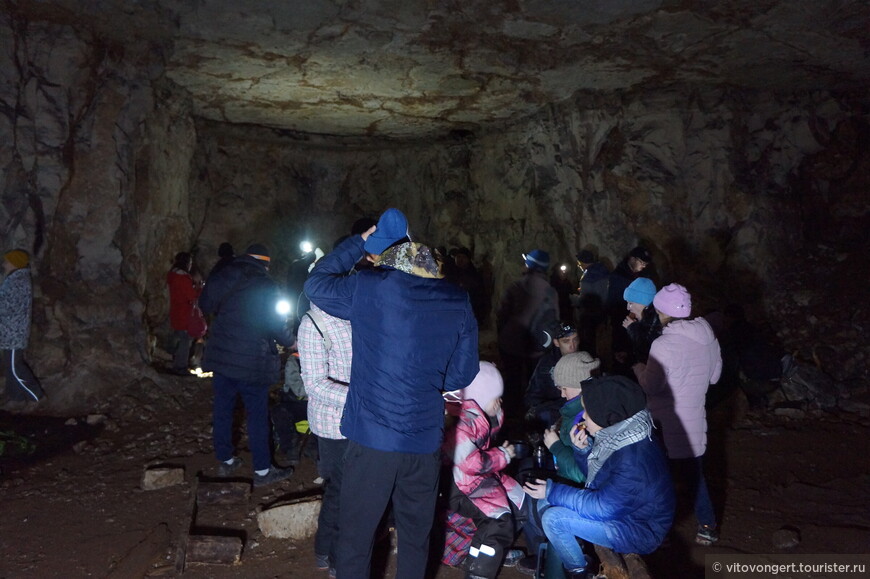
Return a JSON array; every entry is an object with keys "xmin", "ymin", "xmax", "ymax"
[{"xmin": 304, "ymin": 309, "xmax": 332, "ymax": 352}]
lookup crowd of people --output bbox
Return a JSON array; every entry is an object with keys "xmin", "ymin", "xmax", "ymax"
[{"xmin": 156, "ymin": 208, "xmax": 734, "ymax": 579}]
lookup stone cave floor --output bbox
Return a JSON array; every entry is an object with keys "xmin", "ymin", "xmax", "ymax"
[{"xmin": 1, "ymin": 370, "xmax": 868, "ymax": 579}]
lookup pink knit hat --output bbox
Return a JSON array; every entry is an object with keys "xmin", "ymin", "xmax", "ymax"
[
  {"xmin": 653, "ymin": 283, "xmax": 692, "ymax": 318},
  {"xmin": 462, "ymin": 362, "xmax": 504, "ymax": 411}
]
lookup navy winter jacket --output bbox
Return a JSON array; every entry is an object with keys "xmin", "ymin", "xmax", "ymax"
[
  {"xmin": 547, "ymin": 436, "xmax": 675, "ymax": 555},
  {"xmin": 304, "ymin": 235, "xmax": 479, "ymax": 454},
  {"xmin": 199, "ymin": 256, "xmax": 294, "ymax": 383}
]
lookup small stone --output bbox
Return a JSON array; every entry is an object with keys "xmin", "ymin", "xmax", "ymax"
[
  {"xmin": 772, "ymin": 527, "xmax": 800, "ymax": 549},
  {"xmin": 257, "ymin": 497, "xmax": 322, "ymax": 539},
  {"xmin": 141, "ymin": 466, "xmax": 185, "ymax": 490},
  {"xmin": 86, "ymin": 414, "xmax": 107, "ymax": 426}
]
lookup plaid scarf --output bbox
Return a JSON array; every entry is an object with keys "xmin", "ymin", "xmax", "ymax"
[
  {"xmin": 374, "ymin": 241, "xmax": 444, "ymax": 279},
  {"xmin": 585, "ymin": 409, "xmax": 654, "ymax": 486}
]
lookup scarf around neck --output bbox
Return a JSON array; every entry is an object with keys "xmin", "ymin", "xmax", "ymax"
[
  {"xmin": 373, "ymin": 241, "xmax": 444, "ymax": 279},
  {"xmin": 585, "ymin": 409, "xmax": 653, "ymax": 486}
]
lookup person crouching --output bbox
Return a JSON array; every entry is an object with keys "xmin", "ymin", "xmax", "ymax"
[
  {"xmin": 443, "ymin": 362, "xmax": 526, "ymax": 578},
  {"xmin": 522, "ymin": 377, "xmax": 674, "ymax": 578}
]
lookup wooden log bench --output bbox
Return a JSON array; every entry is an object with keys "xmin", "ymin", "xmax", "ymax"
[{"xmin": 593, "ymin": 544, "xmax": 653, "ymax": 579}]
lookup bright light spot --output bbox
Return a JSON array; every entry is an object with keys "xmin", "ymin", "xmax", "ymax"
[
  {"xmin": 192, "ymin": 367, "xmax": 213, "ymax": 379},
  {"xmin": 560, "ymin": 264, "xmax": 568, "ymax": 272},
  {"xmin": 276, "ymin": 299, "xmax": 292, "ymax": 316},
  {"xmin": 300, "ymin": 240, "xmax": 314, "ymax": 253}
]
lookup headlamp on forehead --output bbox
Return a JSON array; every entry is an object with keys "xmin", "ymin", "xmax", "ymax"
[{"xmin": 555, "ymin": 322, "xmax": 577, "ymax": 340}]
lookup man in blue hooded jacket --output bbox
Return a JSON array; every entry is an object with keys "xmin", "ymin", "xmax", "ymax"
[
  {"xmin": 304, "ymin": 208, "xmax": 479, "ymax": 579},
  {"xmin": 199, "ymin": 243, "xmax": 295, "ymax": 487}
]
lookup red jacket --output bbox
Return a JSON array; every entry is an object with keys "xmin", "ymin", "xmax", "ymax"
[{"xmin": 167, "ymin": 268, "xmax": 201, "ymax": 331}]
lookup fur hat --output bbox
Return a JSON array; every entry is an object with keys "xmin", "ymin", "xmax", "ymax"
[
  {"xmin": 623, "ymin": 277, "xmax": 657, "ymax": 306},
  {"xmin": 364, "ymin": 208, "xmax": 410, "ymax": 255},
  {"xmin": 582, "ymin": 376, "xmax": 647, "ymax": 427},
  {"xmin": 653, "ymin": 283, "xmax": 692, "ymax": 318},
  {"xmin": 553, "ymin": 351, "xmax": 600, "ymax": 390},
  {"xmin": 4, "ymin": 250, "xmax": 29, "ymax": 269},
  {"xmin": 462, "ymin": 361, "xmax": 504, "ymax": 411},
  {"xmin": 523, "ymin": 249, "xmax": 550, "ymax": 271}
]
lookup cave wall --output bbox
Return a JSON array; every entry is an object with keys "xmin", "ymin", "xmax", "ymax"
[
  {"xmin": 0, "ymin": 13, "xmax": 197, "ymax": 412},
  {"xmin": 1, "ymin": 11, "xmax": 868, "ymax": 413},
  {"xmin": 192, "ymin": 89, "xmax": 868, "ymax": 325},
  {"xmin": 467, "ymin": 89, "xmax": 868, "ymax": 313}
]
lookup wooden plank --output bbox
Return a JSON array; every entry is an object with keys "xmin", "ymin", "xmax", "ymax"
[
  {"xmin": 185, "ymin": 535, "xmax": 243, "ymax": 565},
  {"xmin": 593, "ymin": 544, "xmax": 629, "ymax": 579},
  {"xmin": 196, "ymin": 481, "xmax": 251, "ymax": 505},
  {"xmin": 174, "ymin": 476, "xmax": 199, "ymax": 573},
  {"xmin": 624, "ymin": 553, "xmax": 653, "ymax": 579}
]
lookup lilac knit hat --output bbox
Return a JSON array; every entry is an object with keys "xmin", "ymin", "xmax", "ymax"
[
  {"xmin": 653, "ymin": 283, "xmax": 692, "ymax": 318},
  {"xmin": 462, "ymin": 361, "xmax": 504, "ymax": 411}
]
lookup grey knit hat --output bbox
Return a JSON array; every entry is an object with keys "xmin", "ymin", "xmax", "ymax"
[{"xmin": 553, "ymin": 351, "xmax": 601, "ymax": 389}]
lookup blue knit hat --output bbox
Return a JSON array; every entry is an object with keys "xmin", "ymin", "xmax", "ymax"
[
  {"xmin": 364, "ymin": 208, "xmax": 410, "ymax": 255},
  {"xmin": 623, "ymin": 277, "xmax": 657, "ymax": 306},
  {"xmin": 523, "ymin": 249, "xmax": 550, "ymax": 271}
]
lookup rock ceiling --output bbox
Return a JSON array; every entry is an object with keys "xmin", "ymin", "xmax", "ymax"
[{"xmin": 15, "ymin": 0, "xmax": 870, "ymax": 138}]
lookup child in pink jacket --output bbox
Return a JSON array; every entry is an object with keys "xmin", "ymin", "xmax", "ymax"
[{"xmin": 442, "ymin": 362, "xmax": 526, "ymax": 578}]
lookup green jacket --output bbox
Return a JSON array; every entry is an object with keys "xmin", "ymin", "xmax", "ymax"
[{"xmin": 548, "ymin": 394, "xmax": 586, "ymax": 484}]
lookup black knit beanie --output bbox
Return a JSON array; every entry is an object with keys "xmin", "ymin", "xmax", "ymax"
[{"xmin": 581, "ymin": 375, "xmax": 647, "ymax": 427}]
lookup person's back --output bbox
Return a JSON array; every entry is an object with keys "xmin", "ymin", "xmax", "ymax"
[
  {"xmin": 198, "ymin": 244, "xmax": 295, "ymax": 487},
  {"xmin": 343, "ymin": 259, "xmax": 478, "ymax": 452},
  {"xmin": 303, "ymin": 209, "xmax": 479, "ymax": 579},
  {"xmin": 643, "ymin": 316, "xmax": 721, "ymax": 459},
  {"xmin": 201, "ymin": 255, "xmax": 292, "ymax": 383}
]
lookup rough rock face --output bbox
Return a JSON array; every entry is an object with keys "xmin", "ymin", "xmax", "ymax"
[
  {"xmin": 1, "ymin": 14, "xmax": 197, "ymax": 411},
  {"xmin": 0, "ymin": 8, "xmax": 867, "ymax": 412},
  {"xmin": 7, "ymin": 1, "xmax": 870, "ymax": 138}
]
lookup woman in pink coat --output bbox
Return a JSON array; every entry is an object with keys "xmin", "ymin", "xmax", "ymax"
[
  {"xmin": 442, "ymin": 362, "xmax": 525, "ymax": 578},
  {"xmin": 633, "ymin": 283, "xmax": 722, "ymax": 546}
]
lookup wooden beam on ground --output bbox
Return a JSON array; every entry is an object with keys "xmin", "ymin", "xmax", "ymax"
[
  {"xmin": 593, "ymin": 545, "xmax": 652, "ymax": 579},
  {"xmin": 184, "ymin": 535, "xmax": 244, "ymax": 566}
]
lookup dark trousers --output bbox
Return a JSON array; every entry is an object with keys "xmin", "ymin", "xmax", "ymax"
[
  {"xmin": 2, "ymin": 349, "xmax": 44, "ymax": 402},
  {"xmin": 212, "ymin": 373, "xmax": 271, "ymax": 471},
  {"xmin": 173, "ymin": 329, "xmax": 192, "ymax": 371},
  {"xmin": 450, "ymin": 486, "xmax": 523, "ymax": 578},
  {"xmin": 522, "ymin": 496, "xmax": 546, "ymax": 556},
  {"xmin": 315, "ymin": 437, "xmax": 349, "ymax": 564},
  {"xmin": 669, "ymin": 456, "xmax": 716, "ymax": 529},
  {"xmin": 335, "ymin": 441, "xmax": 441, "ymax": 579},
  {"xmin": 499, "ymin": 350, "xmax": 537, "ymax": 419}
]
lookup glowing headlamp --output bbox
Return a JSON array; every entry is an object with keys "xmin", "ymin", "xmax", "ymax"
[{"xmin": 276, "ymin": 299, "xmax": 292, "ymax": 317}]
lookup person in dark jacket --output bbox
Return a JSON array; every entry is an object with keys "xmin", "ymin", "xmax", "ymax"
[
  {"xmin": 607, "ymin": 247, "xmax": 652, "ymax": 372},
  {"xmin": 522, "ymin": 377, "xmax": 674, "ymax": 578},
  {"xmin": 524, "ymin": 321, "xmax": 579, "ymax": 428},
  {"xmin": 304, "ymin": 208, "xmax": 479, "ymax": 579},
  {"xmin": 199, "ymin": 243, "xmax": 295, "ymax": 487},
  {"xmin": 620, "ymin": 277, "xmax": 661, "ymax": 365},
  {"xmin": 573, "ymin": 250, "xmax": 610, "ymax": 356},
  {"xmin": 497, "ymin": 249, "xmax": 559, "ymax": 417},
  {"xmin": 207, "ymin": 242, "xmax": 235, "ymax": 279}
]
